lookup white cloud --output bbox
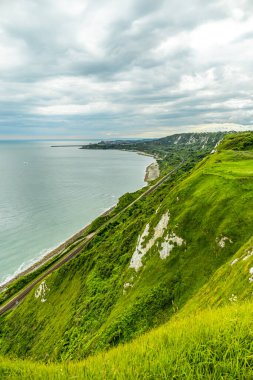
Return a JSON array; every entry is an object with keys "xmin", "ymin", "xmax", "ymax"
[
  {"xmin": 0, "ymin": 0, "xmax": 253, "ymax": 137},
  {"xmin": 33, "ymin": 102, "xmax": 123, "ymax": 116},
  {"xmin": 178, "ymin": 69, "xmax": 216, "ymax": 92}
]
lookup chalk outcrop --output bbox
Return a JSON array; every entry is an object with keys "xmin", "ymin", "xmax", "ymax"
[
  {"xmin": 159, "ymin": 233, "xmax": 184, "ymax": 260},
  {"xmin": 35, "ymin": 281, "xmax": 50, "ymax": 303},
  {"xmin": 130, "ymin": 212, "xmax": 170, "ymax": 271}
]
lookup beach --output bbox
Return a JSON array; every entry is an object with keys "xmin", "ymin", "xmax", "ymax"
[{"xmin": 145, "ymin": 161, "xmax": 160, "ymax": 182}]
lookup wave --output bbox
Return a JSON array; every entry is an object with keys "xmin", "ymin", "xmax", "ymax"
[
  {"xmin": 0, "ymin": 204, "xmax": 117, "ymax": 289},
  {"xmin": 0, "ymin": 245, "xmax": 58, "ymax": 288}
]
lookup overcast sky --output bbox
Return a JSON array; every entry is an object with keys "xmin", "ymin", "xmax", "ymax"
[{"xmin": 0, "ymin": 0, "xmax": 253, "ymax": 139}]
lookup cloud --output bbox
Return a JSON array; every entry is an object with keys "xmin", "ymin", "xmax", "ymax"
[{"xmin": 0, "ymin": 0, "xmax": 253, "ymax": 138}]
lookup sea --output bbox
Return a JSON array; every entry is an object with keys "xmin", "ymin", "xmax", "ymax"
[{"xmin": 0, "ymin": 140, "xmax": 154, "ymax": 285}]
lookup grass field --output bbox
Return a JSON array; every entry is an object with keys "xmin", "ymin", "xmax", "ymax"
[{"xmin": 1, "ymin": 301, "xmax": 253, "ymax": 379}]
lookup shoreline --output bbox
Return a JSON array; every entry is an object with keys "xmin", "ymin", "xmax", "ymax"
[
  {"xmin": 0, "ymin": 205, "xmax": 115, "ymax": 292},
  {"xmin": 0, "ymin": 152, "xmax": 156, "ymax": 292}
]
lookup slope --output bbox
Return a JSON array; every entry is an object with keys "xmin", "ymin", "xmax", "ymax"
[
  {"xmin": 1, "ymin": 301, "xmax": 253, "ymax": 379},
  {"xmin": 1, "ymin": 132, "xmax": 253, "ymax": 363}
]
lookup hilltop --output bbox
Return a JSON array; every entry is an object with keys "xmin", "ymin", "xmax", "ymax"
[{"xmin": 1, "ymin": 131, "xmax": 253, "ymax": 379}]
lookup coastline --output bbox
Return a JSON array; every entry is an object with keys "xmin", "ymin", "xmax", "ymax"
[
  {"xmin": 0, "ymin": 205, "xmax": 115, "ymax": 292},
  {"xmin": 0, "ymin": 153, "xmax": 156, "ymax": 292},
  {"xmin": 121, "ymin": 148, "xmax": 160, "ymax": 181}
]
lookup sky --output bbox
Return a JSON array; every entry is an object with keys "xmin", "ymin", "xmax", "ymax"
[{"xmin": 0, "ymin": 0, "xmax": 253, "ymax": 139}]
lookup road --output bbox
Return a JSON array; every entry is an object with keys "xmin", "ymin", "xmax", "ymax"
[{"xmin": 0, "ymin": 161, "xmax": 183, "ymax": 316}]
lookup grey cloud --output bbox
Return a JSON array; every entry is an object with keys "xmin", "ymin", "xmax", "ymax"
[{"xmin": 0, "ymin": 0, "xmax": 253, "ymax": 138}]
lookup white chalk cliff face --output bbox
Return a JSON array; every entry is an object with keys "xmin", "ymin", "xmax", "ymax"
[
  {"xmin": 129, "ymin": 212, "xmax": 185, "ymax": 272},
  {"xmin": 159, "ymin": 233, "xmax": 184, "ymax": 260},
  {"xmin": 35, "ymin": 281, "xmax": 50, "ymax": 303},
  {"xmin": 130, "ymin": 213, "xmax": 170, "ymax": 271},
  {"xmin": 216, "ymin": 236, "xmax": 233, "ymax": 248}
]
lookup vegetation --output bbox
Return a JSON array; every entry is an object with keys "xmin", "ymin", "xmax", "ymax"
[
  {"xmin": 218, "ymin": 131, "xmax": 253, "ymax": 151},
  {"xmin": 1, "ymin": 131, "xmax": 253, "ymax": 378},
  {"xmin": 1, "ymin": 301, "xmax": 253, "ymax": 379},
  {"xmin": 84, "ymin": 188, "xmax": 147, "ymax": 235}
]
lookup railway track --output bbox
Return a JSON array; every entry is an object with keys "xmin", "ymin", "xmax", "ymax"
[{"xmin": 0, "ymin": 161, "xmax": 184, "ymax": 316}]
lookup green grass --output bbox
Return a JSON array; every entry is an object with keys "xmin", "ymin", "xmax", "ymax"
[
  {"xmin": 218, "ymin": 131, "xmax": 253, "ymax": 151},
  {"xmin": 1, "ymin": 301, "xmax": 253, "ymax": 379},
  {"xmin": 181, "ymin": 235, "xmax": 253, "ymax": 314},
  {"xmin": 1, "ymin": 132, "xmax": 253, "ymax": 367}
]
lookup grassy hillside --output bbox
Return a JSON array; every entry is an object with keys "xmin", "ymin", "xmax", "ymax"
[
  {"xmin": 1, "ymin": 132, "xmax": 253, "ymax": 367},
  {"xmin": 1, "ymin": 301, "xmax": 253, "ymax": 379},
  {"xmin": 181, "ymin": 234, "xmax": 253, "ymax": 314}
]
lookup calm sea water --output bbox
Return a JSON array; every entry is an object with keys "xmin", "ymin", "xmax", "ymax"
[{"xmin": 0, "ymin": 141, "xmax": 153, "ymax": 285}]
